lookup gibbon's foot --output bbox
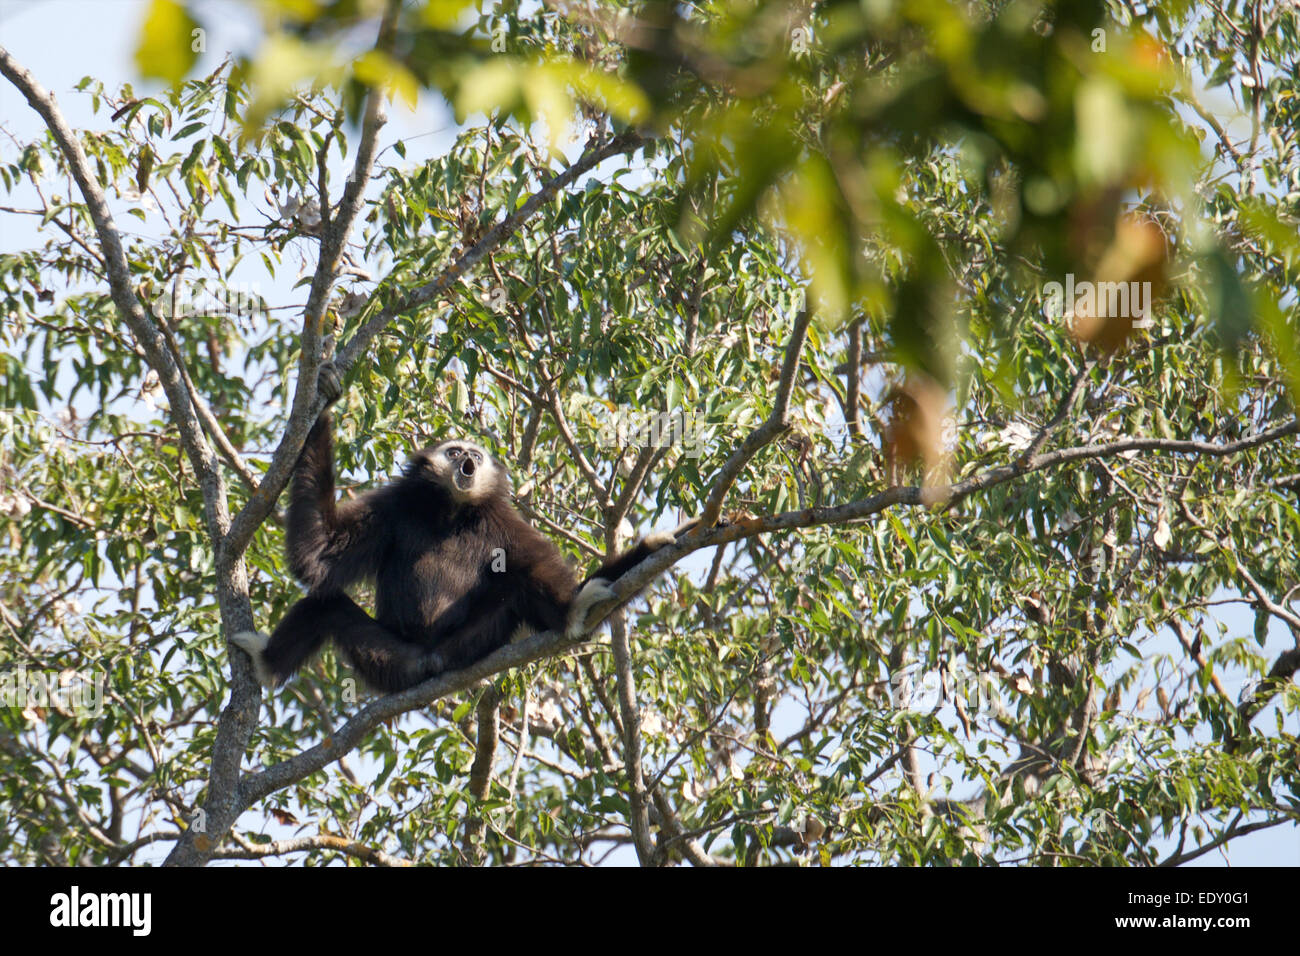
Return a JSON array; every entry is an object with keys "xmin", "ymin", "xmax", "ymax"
[
  {"xmin": 416, "ymin": 650, "xmax": 448, "ymax": 683},
  {"xmin": 566, "ymin": 578, "xmax": 617, "ymax": 638},
  {"xmin": 316, "ymin": 360, "xmax": 343, "ymax": 406},
  {"xmin": 336, "ymin": 642, "xmax": 449, "ymax": 694},
  {"xmin": 230, "ymin": 630, "xmax": 276, "ymax": 688}
]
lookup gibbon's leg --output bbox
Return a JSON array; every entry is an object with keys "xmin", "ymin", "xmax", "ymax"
[
  {"xmin": 231, "ymin": 592, "xmax": 357, "ymax": 688},
  {"xmin": 596, "ymin": 516, "xmax": 703, "ymax": 580},
  {"xmin": 313, "ymin": 595, "xmax": 448, "ymax": 693},
  {"xmin": 423, "ymin": 602, "xmax": 522, "ymax": 677},
  {"xmin": 232, "ymin": 592, "xmax": 438, "ymax": 692},
  {"xmin": 567, "ymin": 517, "xmax": 705, "ymax": 637}
]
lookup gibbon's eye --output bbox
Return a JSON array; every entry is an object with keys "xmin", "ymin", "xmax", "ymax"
[
  {"xmin": 470, "ymin": 451, "xmax": 483, "ymax": 464},
  {"xmin": 446, "ymin": 447, "xmax": 462, "ymax": 459}
]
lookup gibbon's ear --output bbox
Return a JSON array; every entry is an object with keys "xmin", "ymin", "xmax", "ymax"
[{"xmin": 230, "ymin": 631, "xmax": 276, "ymax": 688}]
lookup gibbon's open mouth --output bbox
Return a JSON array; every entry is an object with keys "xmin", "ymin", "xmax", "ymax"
[{"xmin": 453, "ymin": 460, "xmax": 476, "ymax": 491}]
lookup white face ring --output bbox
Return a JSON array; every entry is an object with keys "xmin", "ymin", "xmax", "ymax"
[{"xmin": 420, "ymin": 441, "xmax": 501, "ymax": 503}]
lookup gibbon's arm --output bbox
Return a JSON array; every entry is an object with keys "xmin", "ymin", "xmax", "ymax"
[
  {"xmin": 286, "ymin": 410, "xmax": 384, "ymax": 593},
  {"xmin": 566, "ymin": 517, "xmax": 702, "ymax": 638},
  {"xmin": 585, "ymin": 517, "xmax": 700, "ymax": 584}
]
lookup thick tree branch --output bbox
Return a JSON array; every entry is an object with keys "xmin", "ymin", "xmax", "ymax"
[
  {"xmin": 609, "ymin": 615, "xmax": 655, "ymax": 864},
  {"xmin": 843, "ymin": 317, "xmax": 864, "ymax": 438},
  {"xmin": 461, "ymin": 685, "xmax": 502, "ymax": 863},
  {"xmin": 223, "ymin": 1, "xmax": 397, "ymax": 560},
  {"xmin": 576, "ymin": 418, "xmax": 1300, "ymax": 630},
  {"xmin": 182, "ymin": 405, "xmax": 1300, "ymax": 858},
  {"xmin": 164, "ymin": 5, "xmax": 399, "ymax": 868},
  {"xmin": 649, "ymin": 789, "xmax": 717, "ymax": 866},
  {"xmin": 214, "ymin": 832, "xmax": 413, "ymax": 866},
  {"xmin": 1158, "ymin": 813, "xmax": 1294, "ymax": 867}
]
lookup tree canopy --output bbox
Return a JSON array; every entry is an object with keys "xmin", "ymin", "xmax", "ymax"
[{"xmin": 0, "ymin": 0, "xmax": 1297, "ymax": 866}]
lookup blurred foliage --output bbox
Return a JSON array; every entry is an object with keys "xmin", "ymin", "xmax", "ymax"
[
  {"xmin": 132, "ymin": 0, "xmax": 1300, "ymax": 390},
  {"xmin": 0, "ymin": 0, "xmax": 1296, "ymax": 865}
]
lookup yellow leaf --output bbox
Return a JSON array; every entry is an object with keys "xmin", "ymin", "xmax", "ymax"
[
  {"xmin": 134, "ymin": 0, "xmax": 200, "ymax": 85},
  {"xmin": 780, "ymin": 157, "xmax": 850, "ymax": 321},
  {"xmin": 354, "ymin": 50, "xmax": 420, "ymax": 111},
  {"xmin": 266, "ymin": 0, "xmax": 322, "ymax": 19},
  {"xmin": 543, "ymin": 60, "xmax": 650, "ymax": 125},
  {"xmin": 422, "ymin": 0, "xmax": 474, "ymax": 29},
  {"xmin": 455, "ymin": 59, "xmax": 522, "ymax": 121},
  {"xmin": 244, "ymin": 34, "xmax": 340, "ymax": 133},
  {"xmin": 523, "ymin": 68, "xmax": 575, "ymax": 152},
  {"xmin": 1074, "ymin": 78, "xmax": 1134, "ymax": 187}
]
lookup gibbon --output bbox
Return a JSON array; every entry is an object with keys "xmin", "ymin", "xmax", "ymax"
[{"xmin": 232, "ymin": 374, "xmax": 696, "ymax": 692}]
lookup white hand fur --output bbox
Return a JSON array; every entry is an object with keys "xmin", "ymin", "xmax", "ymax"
[
  {"xmin": 229, "ymin": 630, "xmax": 275, "ymax": 688},
  {"xmin": 565, "ymin": 578, "xmax": 617, "ymax": 638}
]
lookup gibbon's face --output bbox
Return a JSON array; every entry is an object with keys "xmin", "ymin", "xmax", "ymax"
[{"xmin": 409, "ymin": 440, "xmax": 508, "ymax": 504}]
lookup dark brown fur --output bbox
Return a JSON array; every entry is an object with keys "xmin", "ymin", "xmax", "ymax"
[{"xmin": 251, "ymin": 411, "xmax": 677, "ymax": 692}]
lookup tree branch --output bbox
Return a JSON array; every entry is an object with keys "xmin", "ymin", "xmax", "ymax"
[
  {"xmin": 164, "ymin": 4, "xmax": 399, "ymax": 868},
  {"xmin": 0, "ymin": 44, "xmax": 224, "ymax": 533},
  {"xmin": 696, "ymin": 308, "xmax": 811, "ymax": 532},
  {"xmin": 334, "ymin": 128, "xmax": 645, "ymax": 378},
  {"xmin": 182, "ymin": 406, "xmax": 1300, "ymax": 858},
  {"xmin": 214, "ymin": 832, "xmax": 413, "ymax": 866},
  {"xmin": 461, "ymin": 684, "xmax": 502, "ymax": 863},
  {"xmin": 223, "ymin": 126, "xmax": 645, "ymax": 562},
  {"xmin": 609, "ymin": 615, "xmax": 655, "ymax": 864},
  {"xmin": 222, "ymin": 1, "xmax": 397, "ymax": 560},
  {"xmin": 1228, "ymin": 645, "xmax": 1300, "ymax": 753},
  {"xmin": 1158, "ymin": 813, "xmax": 1294, "ymax": 867}
]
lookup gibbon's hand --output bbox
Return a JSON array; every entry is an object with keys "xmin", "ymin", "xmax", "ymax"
[
  {"xmin": 317, "ymin": 361, "xmax": 343, "ymax": 407},
  {"xmin": 639, "ymin": 516, "xmax": 710, "ymax": 551}
]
